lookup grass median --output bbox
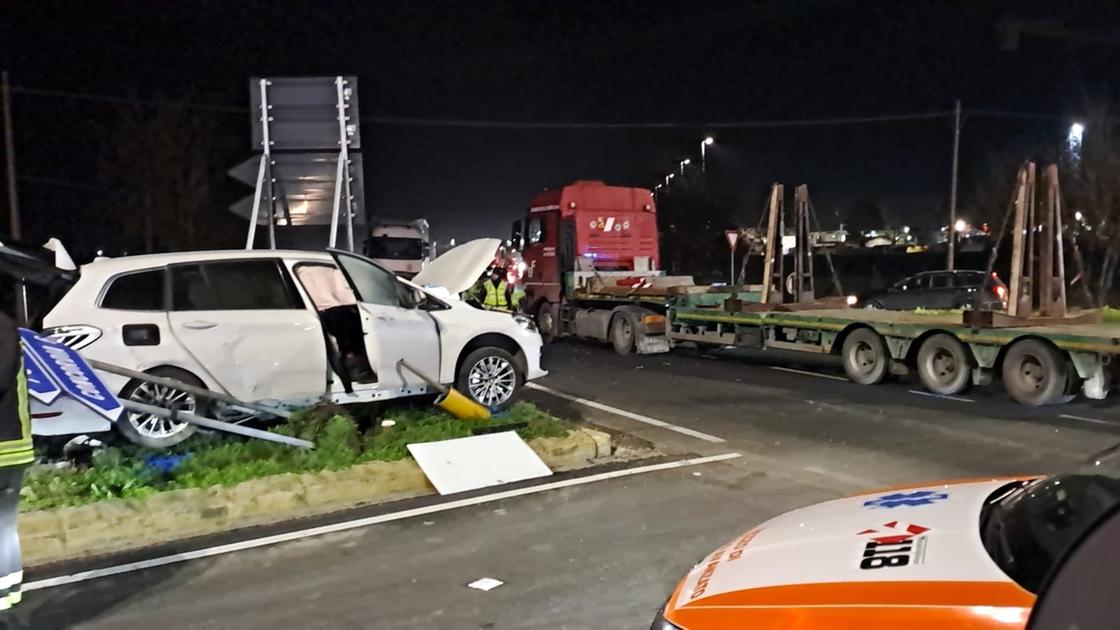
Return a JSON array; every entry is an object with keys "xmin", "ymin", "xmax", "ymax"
[{"xmin": 23, "ymin": 401, "xmax": 571, "ymax": 512}]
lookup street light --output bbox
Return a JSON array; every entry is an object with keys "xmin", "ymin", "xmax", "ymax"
[
  {"xmin": 665, "ymin": 173, "xmax": 675, "ymax": 185},
  {"xmin": 1069, "ymin": 122, "xmax": 1085, "ymax": 165},
  {"xmin": 701, "ymin": 136, "xmax": 715, "ymax": 174},
  {"xmin": 679, "ymin": 158, "xmax": 691, "ymax": 177}
]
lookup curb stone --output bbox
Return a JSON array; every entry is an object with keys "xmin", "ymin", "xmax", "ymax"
[{"xmin": 20, "ymin": 428, "xmax": 611, "ymax": 567}]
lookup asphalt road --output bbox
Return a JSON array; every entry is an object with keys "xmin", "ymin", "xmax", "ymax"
[{"xmin": 13, "ymin": 341, "xmax": 1120, "ymax": 629}]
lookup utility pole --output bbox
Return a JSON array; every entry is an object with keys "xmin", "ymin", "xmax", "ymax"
[
  {"xmin": 2, "ymin": 70, "xmax": 20, "ymax": 241},
  {"xmin": 947, "ymin": 99, "xmax": 961, "ymax": 271}
]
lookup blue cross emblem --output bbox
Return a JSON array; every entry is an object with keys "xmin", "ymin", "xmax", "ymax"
[{"xmin": 863, "ymin": 490, "xmax": 949, "ymax": 509}]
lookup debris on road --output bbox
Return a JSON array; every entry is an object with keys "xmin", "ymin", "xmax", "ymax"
[{"xmin": 468, "ymin": 578, "xmax": 504, "ymax": 592}]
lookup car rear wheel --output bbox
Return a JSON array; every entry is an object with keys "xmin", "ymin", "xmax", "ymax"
[
  {"xmin": 117, "ymin": 366, "xmax": 202, "ymax": 449},
  {"xmin": 457, "ymin": 347, "xmax": 524, "ymax": 410},
  {"xmin": 842, "ymin": 328, "xmax": 888, "ymax": 385},
  {"xmin": 916, "ymin": 333, "xmax": 972, "ymax": 395},
  {"xmin": 1002, "ymin": 339, "xmax": 1072, "ymax": 406}
]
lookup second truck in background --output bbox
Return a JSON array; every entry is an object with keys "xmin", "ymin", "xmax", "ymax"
[{"xmin": 364, "ymin": 218, "xmax": 431, "ymax": 278}]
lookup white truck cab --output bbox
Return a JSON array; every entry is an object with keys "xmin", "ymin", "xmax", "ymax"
[
  {"xmin": 363, "ymin": 219, "xmax": 430, "ymax": 278},
  {"xmin": 36, "ymin": 239, "xmax": 546, "ymax": 448}
]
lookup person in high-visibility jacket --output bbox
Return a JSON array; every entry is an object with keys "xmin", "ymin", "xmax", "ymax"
[
  {"xmin": 0, "ymin": 313, "xmax": 32, "ymax": 610},
  {"xmin": 473, "ymin": 268, "xmax": 513, "ymax": 310}
]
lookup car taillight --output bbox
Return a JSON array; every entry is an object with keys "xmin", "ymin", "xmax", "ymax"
[
  {"xmin": 41, "ymin": 325, "xmax": 103, "ymax": 350},
  {"xmin": 995, "ymin": 285, "xmax": 1007, "ymax": 300}
]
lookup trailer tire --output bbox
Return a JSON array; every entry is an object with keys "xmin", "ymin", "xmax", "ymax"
[
  {"xmin": 536, "ymin": 301, "xmax": 557, "ymax": 343},
  {"xmin": 842, "ymin": 328, "xmax": 889, "ymax": 385},
  {"xmin": 610, "ymin": 312, "xmax": 638, "ymax": 355},
  {"xmin": 117, "ymin": 366, "xmax": 202, "ymax": 449},
  {"xmin": 1002, "ymin": 339, "xmax": 1071, "ymax": 406},
  {"xmin": 916, "ymin": 334, "xmax": 972, "ymax": 395}
]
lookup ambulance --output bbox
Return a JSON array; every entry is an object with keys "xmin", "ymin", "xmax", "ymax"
[{"xmin": 653, "ymin": 456, "xmax": 1120, "ymax": 629}]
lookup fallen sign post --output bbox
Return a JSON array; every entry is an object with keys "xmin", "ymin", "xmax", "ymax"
[
  {"xmin": 86, "ymin": 358, "xmax": 292, "ymax": 420},
  {"xmin": 120, "ymin": 401, "xmax": 313, "ymax": 449}
]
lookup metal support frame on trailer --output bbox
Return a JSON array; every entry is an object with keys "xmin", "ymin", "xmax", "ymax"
[
  {"xmin": 760, "ymin": 183, "xmax": 784, "ymax": 304},
  {"xmin": 792, "ymin": 184, "xmax": 815, "ymax": 302}
]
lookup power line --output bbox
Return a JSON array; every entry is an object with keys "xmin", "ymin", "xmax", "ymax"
[
  {"xmin": 8, "ymin": 83, "xmax": 1097, "ymax": 127},
  {"xmin": 10, "ymin": 85, "xmax": 247, "ymax": 114}
]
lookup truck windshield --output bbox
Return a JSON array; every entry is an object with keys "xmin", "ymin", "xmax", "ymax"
[
  {"xmin": 365, "ymin": 237, "xmax": 424, "ymax": 260},
  {"xmin": 981, "ymin": 453, "xmax": 1120, "ymax": 593}
]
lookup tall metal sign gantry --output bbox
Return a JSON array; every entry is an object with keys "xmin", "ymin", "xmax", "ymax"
[{"xmin": 230, "ymin": 76, "xmax": 365, "ymax": 250}]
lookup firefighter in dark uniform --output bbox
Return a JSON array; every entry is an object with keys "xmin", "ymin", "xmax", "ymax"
[{"xmin": 0, "ymin": 313, "xmax": 32, "ymax": 610}]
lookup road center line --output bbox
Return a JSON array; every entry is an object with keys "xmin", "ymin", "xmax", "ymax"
[
  {"xmin": 765, "ymin": 366, "xmax": 848, "ymax": 381},
  {"xmin": 908, "ymin": 389, "xmax": 974, "ymax": 403},
  {"xmin": 26, "ymin": 452, "xmax": 743, "ymax": 593},
  {"xmin": 526, "ymin": 382, "xmax": 727, "ymax": 443},
  {"xmin": 1059, "ymin": 413, "xmax": 1120, "ymax": 427}
]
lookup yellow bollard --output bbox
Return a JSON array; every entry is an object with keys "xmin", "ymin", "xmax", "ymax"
[{"xmin": 435, "ymin": 388, "xmax": 492, "ymax": 420}]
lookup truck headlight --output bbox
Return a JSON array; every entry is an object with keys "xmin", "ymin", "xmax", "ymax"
[{"xmin": 512, "ymin": 314, "xmax": 537, "ymax": 332}]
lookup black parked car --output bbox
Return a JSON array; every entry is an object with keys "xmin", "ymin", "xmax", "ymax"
[{"xmin": 853, "ymin": 270, "xmax": 1008, "ymax": 311}]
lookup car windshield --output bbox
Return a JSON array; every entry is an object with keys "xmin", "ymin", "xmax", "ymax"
[
  {"xmin": 981, "ymin": 447, "xmax": 1120, "ymax": 593},
  {"xmin": 366, "ymin": 236, "xmax": 424, "ymax": 260}
]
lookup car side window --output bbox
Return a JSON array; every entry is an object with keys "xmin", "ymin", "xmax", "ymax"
[
  {"xmin": 171, "ymin": 260, "xmax": 303, "ymax": 311},
  {"xmin": 954, "ymin": 273, "xmax": 984, "ymax": 288},
  {"xmin": 930, "ymin": 273, "xmax": 953, "ymax": 289},
  {"xmin": 101, "ymin": 269, "xmax": 166, "ymax": 310},
  {"xmin": 333, "ymin": 253, "xmax": 403, "ymax": 307}
]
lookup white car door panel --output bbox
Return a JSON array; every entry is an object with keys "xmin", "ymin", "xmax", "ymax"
[
  {"xmin": 166, "ymin": 259, "xmax": 327, "ymax": 402},
  {"xmin": 332, "ymin": 252, "xmax": 442, "ymax": 391}
]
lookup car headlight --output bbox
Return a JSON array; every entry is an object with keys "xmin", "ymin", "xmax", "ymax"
[
  {"xmin": 512, "ymin": 314, "xmax": 537, "ymax": 332},
  {"xmin": 846, "ymin": 295, "xmax": 858, "ymax": 307},
  {"xmin": 650, "ymin": 603, "xmax": 683, "ymax": 630}
]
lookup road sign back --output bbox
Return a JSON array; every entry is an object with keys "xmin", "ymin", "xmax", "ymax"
[{"xmin": 725, "ymin": 230, "xmax": 740, "ymax": 250}]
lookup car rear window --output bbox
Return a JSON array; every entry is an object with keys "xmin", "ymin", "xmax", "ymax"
[
  {"xmin": 101, "ymin": 269, "xmax": 165, "ymax": 310},
  {"xmin": 171, "ymin": 260, "xmax": 302, "ymax": 311}
]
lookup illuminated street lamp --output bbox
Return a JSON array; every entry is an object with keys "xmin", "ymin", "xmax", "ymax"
[
  {"xmin": 666, "ymin": 173, "xmax": 675, "ymax": 185},
  {"xmin": 1068, "ymin": 122, "xmax": 1085, "ymax": 166},
  {"xmin": 700, "ymin": 136, "xmax": 715, "ymax": 173},
  {"xmin": 679, "ymin": 158, "xmax": 691, "ymax": 177}
]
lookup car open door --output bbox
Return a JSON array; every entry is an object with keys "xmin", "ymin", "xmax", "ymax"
[
  {"xmin": 165, "ymin": 259, "xmax": 329, "ymax": 401},
  {"xmin": 331, "ymin": 252, "xmax": 442, "ymax": 392}
]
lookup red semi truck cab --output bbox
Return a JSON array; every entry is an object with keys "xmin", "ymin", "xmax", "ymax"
[{"xmin": 516, "ymin": 180, "xmax": 660, "ymax": 313}]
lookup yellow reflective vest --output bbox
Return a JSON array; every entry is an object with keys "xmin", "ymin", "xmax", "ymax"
[
  {"xmin": 0, "ymin": 320, "xmax": 33, "ymax": 468},
  {"xmin": 482, "ymin": 280, "xmax": 510, "ymax": 309}
]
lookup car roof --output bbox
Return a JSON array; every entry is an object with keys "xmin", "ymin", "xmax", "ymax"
[{"xmin": 80, "ymin": 249, "xmax": 335, "ymax": 275}]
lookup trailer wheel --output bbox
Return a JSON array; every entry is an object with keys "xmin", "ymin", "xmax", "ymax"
[
  {"xmin": 1002, "ymin": 339, "xmax": 1071, "ymax": 406},
  {"xmin": 916, "ymin": 334, "xmax": 972, "ymax": 395},
  {"xmin": 610, "ymin": 312, "xmax": 637, "ymax": 355},
  {"xmin": 842, "ymin": 328, "xmax": 888, "ymax": 385},
  {"xmin": 535, "ymin": 301, "xmax": 556, "ymax": 342}
]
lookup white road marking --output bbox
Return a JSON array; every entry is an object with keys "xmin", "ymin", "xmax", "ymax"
[
  {"xmin": 526, "ymin": 383, "xmax": 727, "ymax": 443},
  {"xmin": 765, "ymin": 366, "xmax": 848, "ymax": 381},
  {"xmin": 908, "ymin": 389, "xmax": 974, "ymax": 403},
  {"xmin": 1060, "ymin": 413, "xmax": 1120, "ymax": 427},
  {"xmin": 25, "ymin": 452, "xmax": 742, "ymax": 592}
]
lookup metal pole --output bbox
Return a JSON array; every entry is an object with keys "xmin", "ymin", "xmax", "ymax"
[
  {"xmin": 730, "ymin": 249, "xmax": 735, "ymax": 285},
  {"xmin": 333, "ymin": 76, "xmax": 354, "ymax": 251},
  {"xmin": 947, "ymin": 99, "xmax": 961, "ymax": 270},
  {"xmin": 246, "ymin": 79, "xmax": 271, "ymax": 249},
  {"xmin": 121, "ymin": 401, "xmax": 312, "ymax": 449},
  {"xmin": 2, "ymin": 70, "xmax": 20, "ymax": 240}
]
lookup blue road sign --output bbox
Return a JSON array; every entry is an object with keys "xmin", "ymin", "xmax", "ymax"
[
  {"xmin": 19, "ymin": 329, "xmax": 122, "ymax": 421},
  {"xmin": 23, "ymin": 349, "xmax": 61, "ymax": 405}
]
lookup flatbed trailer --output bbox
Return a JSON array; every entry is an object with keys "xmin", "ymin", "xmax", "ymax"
[{"xmin": 666, "ymin": 299, "xmax": 1120, "ymax": 406}]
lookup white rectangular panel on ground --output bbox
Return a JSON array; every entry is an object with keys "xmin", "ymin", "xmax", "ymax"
[{"xmin": 407, "ymin": 432, "xmax": 553, "ymax": 495}]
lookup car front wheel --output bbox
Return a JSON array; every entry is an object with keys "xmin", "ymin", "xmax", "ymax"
[
  {"xmin": 457, "ymin": 347, "xmax": 524, "ymax": 410},
  {"xmin": 117, "ymin": 366, "xmax": 202, "ymax": 449}
]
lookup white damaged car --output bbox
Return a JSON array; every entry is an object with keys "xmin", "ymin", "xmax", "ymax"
[{"xmin": 34, "ymin": 238, "xmax": 546, "ymax": 447}]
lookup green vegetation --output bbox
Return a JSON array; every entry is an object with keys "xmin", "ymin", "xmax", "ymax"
[
  {"xmin": 1103, "ymin": 307, "xmax": 1120, "ymax": 324},
  {"xmin": 22, "ymin": 402, "xmax": 570, "ymax": 512}
]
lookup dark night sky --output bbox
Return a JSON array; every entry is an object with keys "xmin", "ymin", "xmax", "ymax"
[{"xmin": 3, "ymin": 1, "xmax": 1119, "ymax": 250}]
